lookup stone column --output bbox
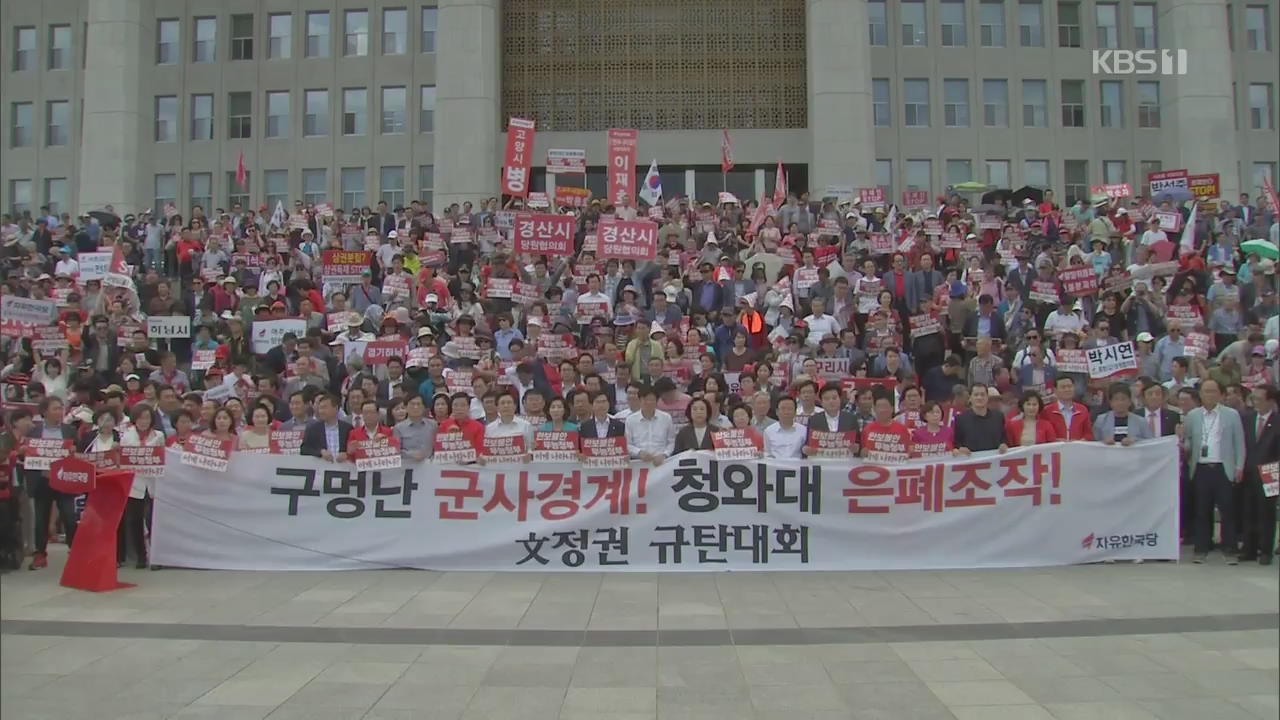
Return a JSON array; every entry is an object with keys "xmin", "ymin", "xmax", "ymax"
[
  {"xmin": 806, "ymin": 0, "xmax": 874, "ymax": 193},
  {"xmin": 1164, "ymin": 0, "xmax": 1239, "ymax": 198},
  {"xmin": 434, "ymin": 0, "xmax": 502, "ymax": 209},
  {"xmin": 77, "ymin": 0, "xmax": 145, "ymax": 215}
]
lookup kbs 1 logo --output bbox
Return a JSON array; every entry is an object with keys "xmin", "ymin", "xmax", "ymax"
[{"xmin": 1092, "ymin": 49, "xmax": 1188, "ymax": 76}]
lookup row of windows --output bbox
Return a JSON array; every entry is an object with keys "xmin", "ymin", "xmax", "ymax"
[
  {"xmin": 144, "ymin": 166, "xmax": 436, "ymax": 215},
  {"xmin": 867, "ymin": 0, "xmax": 1273, "ymax": 53},
  {"xmin": 9, "ymin": 25, "xmax": 74, "ymax": 71}
]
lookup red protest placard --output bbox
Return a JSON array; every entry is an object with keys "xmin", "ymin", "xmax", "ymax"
[
  {"xmin": 1055, "ymin": 348, "xmax": 1089, "ymax": 373},
  {"xmin": 20, "ymin": 437, "xmax": 75, "ymax": 471},
  {"xmin": 858, "ymin": 187, "xmax": 885, "ymax": 208},
  {"xmin": 862, "ymin": 424, "xmax": 912, "ymax": 464},
  {"xmin": 598, "ymin": 219, "xmax": 658, "ymax": 261},
  {"xmin": 581, "ymin": 435, "xmax": 628, "ymax": 468},
  {"xmin": 433, "ymin": 431, "xmax": 476, "ymax": 463},
  {"xmin": 711, "ymin": 428, "xmax": 763, "ymax": 460},
  {"xmin": 485, "ymin": 277, "xmax": 515, "ymax": 299},
  {"xmin": 532, "ymin": 430, "xmax": 579, "ymax": 462},
  {"xmin": 1260, "ymin": 462, "xmax": 1279, "ymax": 498},
  {"xmin": 1090, "ymin": 184, "xmax": 1132, "ymax": 199},
  {"xmin": 481, "ymin": 434, "xmax": 526, "ymax": 463},
  {"xmin": 923, "ymin": 218, "xmax": 943, "ymax": 236},
  {"xmin": 49, "ymin": 456, "xmax": 96, "ymax": 494},
  {"xmin": 513, "ymin": 212, "xmax": 575, "ymax": 257},
  {"xmin": 191, "ymin": 349, "xmax": 216, "ymax": 371},
  {"xmin": 575, "ymin": 300, "xmax": 610, "ymax": 325},
  {"xmin": 1028, "ymin": 280, "xmax": 1059, "ymax": 304},
  {"xmin": 31, "ymin": 326, "xmax": 65, "ymax": 353},
  {"xmin": 806, "ymin": 430, "xmax": 859, "ymax": 459},
  {"xmin": 1188, "ymin": 173, "xmax": 1220, "ymax": 200},
  {"xmin": 1183, "ymin": 331, "xmax": 1212, "ymax": 359},
  {"xmin": 869, "ymin": 233, "xmax": 893, "ymax": 255},
  {"xmin": 606, "ymin": 128, "xmax": 639, "ymax": 206},
  {"xmin": 537, "ymin": 333, "xmax": 578, "ymax": 362},
  {"xmin": 902, "ymin": 190, "xmax": 930, "ymax": 209},
  {"xmin": 180, "ymin": 435, "xmax": 234, "ymax": 472},
  {"xmin": 321, "ymin": 250, "xmax": 372, "ymax": 284},
  {"xmin": 269, "ymin": 430, "xmax": 304, "ymax": 454},
  {"xmin": 119, "ymin": 445, "xmax": 165, "ymax": 476},
  {"xmin": 351, "ymin": 437, "xmax": 402, "ymax": 471},
  {"xmin": 1165, "ymin": 304, "xmax": 1201, "ymax": 330},
  {"xmin": 908, "ymin": 314, "xmax": 942, "ymax": 339},
  {"xmin": 502, "ymin": 117, "xmax": 536, "ymax": 198},
  {"xmin": 1058, "ymin": 266, "xmax": 1099, "ymax": 296},
  {"xmin": 364, "ymin": 339, "xmax": 408, "ymax": 366},
  {"xmin": 555, "ymin": 186, "xmax": 592, "ymax": 209},
  {"xmin": 546, "ymin": 148, "xmax": 587, "ymax": 174}
]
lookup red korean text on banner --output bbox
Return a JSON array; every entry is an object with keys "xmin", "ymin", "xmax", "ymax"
[
  {"xmin": 119, "ymin": 445, "xmax": 165, "ymax": 476},
  {"xmin": 351, "ymin": 437, "xmax": 402, "ymax": 472},
  {"xmin": 598, "ymin": 219, "xmax": 658, "ymax": 261},
  {"xmin": 363, "ymin": 340, "xmax": 407, "ymax": 367},
  {"xmin": 481, "ymin": 435, "xmax": 526, "ymax": 463},
  {"xmin": 606, "ymin": 128, "xmax": 639, "ymax": 207},
  {"xmin": 49, "ymin": 456, "xmax": 96, "ymax": 495},
  {"xmin": 581, "ymin": 435, "xmax": 628, "ymax": 469},
  {"xmin": 711, "ymin": 428, "xmax": 763, "ymax": 460},
  {"xmin": 321, "ymin": 250, "xmax": 373, "ymax": 284},
  {"xmin": 485, "ymin": 277, "xmax": 515, "ymax": 300},
  {"xmin": 269, "ymin": 430, "xmax": 304, "ymax": 455},
  {"xmin": 1028, "ymin": 280, "xmax": 1059, "ymax": 304},
  {"xmin": 908, "ymin": 314, "xmax": 942, "ymax": 339},
  {"xmin": 868, "ymin": 233, "xmax": 893, "ymax": 255},
  {"xmin": 433, "ymin": 431, "xmax": 477, "ymax": 464},
  {"xmin": 21, "ymin": 437, "xmax": 75, "ymax": 471},
  {"xmin": 862, "ymin": 423, "xmax": 912, "ymax": 464},
  {"xmin": 513, "ymin": 212, "xmax": 576, "ymax": 257},
  {"xmin": 902, "ymin": 190, "xmax": 930, "ymax": 209},
  {"xmin": 532, "ymin": 431, "xmax": 578, "ymax": 462},
  {"xmin": 807, "ymin": 431, "xmax": 859, "ymax": 459},
  {"xmin": 858, "ymin": 187, "xmax": 885, "ymax": 208},
  {"xmin": 77, "ymin": 448, "xmax": 121, "ymax": 471},
  {"xmin": 1089, "ymin": 184, "xmax": 1132, "ymax": 200},
  {"xmin": 502, "ymin": 117, "xmax": 536, "ymax": 198},
  {"xmin": 554, "ymin": 186, "xmax": 592, "ymax": 209},
  {"xmin": 1058, "ymin": 266, "xmax": 1099, "ymax": 296},
  {"xmin": 180, "ymin": 435, "xmax": 234, "ymax": 473}
]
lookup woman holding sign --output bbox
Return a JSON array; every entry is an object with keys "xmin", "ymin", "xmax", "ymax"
[{"xmin": 120, "ymin": 405, "xmax": 163, "ymax": 568}]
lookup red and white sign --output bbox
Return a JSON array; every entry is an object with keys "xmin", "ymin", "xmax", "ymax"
[
  {"xmin": 1188, "ymin": 173, "xmax": 1220, "ymax": 200},
  {"xmin": 807, "ymin": 431, "xmax": 859, "ymax": 459},
  {"xmin": 862, "ymin": 424, "xmax": 912, "ymax": 464},
  {"xmin": 321, "ymin": 250, "xmax": 372, "ymax": 284},
  {"xmin": 351, "ymin": 437, "xmax": 402, "ymax": 472},
  {"xmin": 598, "ymin": 219, "xmax": 658, "ymax": 261},
  {"xmin": 1055, "ymin": 348, "xmax": 1089, "ymax": 374},
  {"xmin": 533, "ymin": 431, "xmax": 579, "ymax": 462},
  {"xmin": 712, "ymin": 428, "xmax": 763, "ymax": 460},
  {"xmin": 180, "ymin": 435, "xmax": 234, "ymax": 473},
  {"xmin": 481, "ymin": 435, "xmax": 526, "ymax": 463},
  {"xmin": 1058, "ymin": 266, "xmax": 1099, "ymax": 296},
  {"xmin": 269, "ymin": 430, "xmax": 304, "ymax": 455},
  {"xmin": 546, "ymin": 148, "xmax": 587, "ymax": 174},
  {"xmin": 555, "ymin": 186, "xmax": 592, "ymax": 209},
  {"xmin": 1085, "ymin": 341, "xmax": 1139, "ymax": 379},
  {"xmin": 1153, "ymin": 211, "xmax": 1182, "ymax": 232},
  {"xmin": 720, "ymin": 129, "xmax": 734, "ymax": 174},
  {"xmin": 502, "ymin": 117, "xmax": 536, "ymax": 198},
  {"xmin": 581, "ymin": 435, "xmax": 628, "ymax": 468},
  {"xmin": 1183, "ymin": 331, "xmax": 1212, "ymax": 359},
  {"xmin": 908, "ymin": 314, "xmax": 942, "ymax": 339},
  {"xmin": 31, "ymin": 326, "xmax": 65, "ymax": 353},
  {"xmin": 869, "ymin": 233, "xmax": 893, "ymax": 255},
  {"xmin": 1260, "ymin": 462, "xmax": 1279, "ymax": 499},
  {"xmin": 433, "ymin": 431, "xmax": 476, "ymax": 464},
  {"xmin": 514, "ymin": 212, "xmax": 575, "ymax": 257},
  {"xmin": 1147, "ymin": 169, "xmax": 1188, "ymax": 196},
  {"xmin": 1090, "ymin": 184, "xmax": 1132, "ymax": 199},
  {"xmin": 1029, "ymin": 280, "xmax": 1059, "ymax": 304},
  {"xmin": 484, "ymin": 277, "xmax": 515, "ymax": 299},
  {"xmin": 21, "ymin": 437, "xmax": 75, "ymax": 471},
  {"xmin": 192, "ymin": 349, "xmax": 217, "ymax": 371},
  {"xmin": 364, "ymin": 339, "xmax": 408, "ymax": 366},
  {"xmin": 902, "ymin": 190, "xmax": 930, "ymax": 209},
  {"xmin": 858, "ymin": 187, "xmax": 886, "ymax": 209},
  {"xmin": 119, "ymin": 445, "xmax": 165, "ymax": 476},
  {"xmin": 49, "ymin": 456, "xmax": 96, "ymax": 494},
  {"xmin": 606, "ymin": 129, "xmax": 639, "ymax": 207}
]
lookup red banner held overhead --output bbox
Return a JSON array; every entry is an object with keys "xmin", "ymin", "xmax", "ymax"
[
  {"xmin": 597, "ymin": 219, "xmax": 658, "ymax": 261},
  {"xmin": 606, "ymin": 129, "xmax": 639, "ymax": 207},
  {"xmin": 502, "ymin": 117, "xmax": 536, "ymax": 198}
]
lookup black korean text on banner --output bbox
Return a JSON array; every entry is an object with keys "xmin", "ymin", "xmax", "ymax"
[
  {"xmin": 1085, "ymin": 341, "xmax": 1138, "ymax": 379},
  {"xmin": 146, "ymin": 315, "xmax": 192, "ymax": 339}
]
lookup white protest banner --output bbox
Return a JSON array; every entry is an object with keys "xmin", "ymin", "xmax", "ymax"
[
  {"xmin": 150, "ymin": 440, "xmax": 1181, "ymax": 571},
  {"xmin": 1086, "ymin": 341, "xmax": 1138, "ymax": 379},
  {"xmin": 1058, "ymin": 266, "xmax": 1099, "ymax": 297},
  {"xmin": 908, "ymin": 314, "xmax": 941, "ymax": 339},
  {"xmin": 251, "ymin": 318, "xmax": 307, "ymax": 353},
  {"xmin": 546, "ymin": 148, "xmax": 587, "ymax": 174},
  {"xmin": 1055, "ymin": 348, "xmax": 1089, "ymax": 374},
  {"xmin": 1154, "ymin": 211, "xmax": 1182, "ymax": 232},
  {"xmin": 76, "ymin": 251, "xmax": 113, "ymax": 281},
  {"xmin": 1, "ymin": 295, "xmax": 54, "ymax": 326},
  {"xmin": 146, "ymin": 315, "xmax": 192, "ymax": 339}
]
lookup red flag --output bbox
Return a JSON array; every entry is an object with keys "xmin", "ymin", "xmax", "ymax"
[
  {"xmin": 773, "ymin": 161, "xmax": 786, "ymax": 206},
  {"xmin": 235, "ymin": 151, "xmax": 247, "ymax": 190},
  {"xmin": 720, "ymin": 130, "xmax": 734, "ymax": 174},
  {"xmin": 1264, "ymin": 176, "xmax": 1280, "ymax": 221}
]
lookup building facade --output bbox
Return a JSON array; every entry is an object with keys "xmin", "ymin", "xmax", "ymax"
[{"xmin": 1, "ymin": 0, "xmax": 1276, "ymax": 218}]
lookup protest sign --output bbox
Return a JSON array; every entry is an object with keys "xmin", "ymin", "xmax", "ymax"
[
  {"xmin": 251, "ymin": 318, "xmax": 307, "ymax": 353},
  {"xmin": 1028, "ymin": 280, "xmax": 1059, "ymax": 304},
  {"xmin": 146, "ymin": 315, "xmax": 192, "ymax": 339},
  {"xmin": 481, "ymin": 435, "xmax": 526, "ymax": 464},
  {"xmin": 269, "ymin": 430, "xmax": 304, "ymax": 455},
  {"xmin": 581, "ymin": 435, "xmax": 628, "ymax": 468},
  {"xmin": 1057, "ymin": 266, "xmax": 1099, "ymax": 297},
  {"xmin": 858, "ymin": 187, "xmax": 885, "ymax": 208},
  {"xmin": 1085, "ymin": 341, "xmax": 1138, "ymax": 379},
  {"xmin": 606, "ymin": 128, "xmax": 639, "ymax": 206},
  {"xmin": 555, "ymin": 186, "xmax": 592, "ymax": 209},
  {"xmin": 191, "ymin": 349, "xmax": 216, "ymax": 371},
  {"xmin": 363, "ymin": 339, "xmax": 408, "ymax": 366},
  {"xmin": 908, "ymin": 314, "xmax": 941, "ymax": 339},
  {"xmin": 21, "ymin": 438, "xmax": 75, "ymax": 471},
  {"xmin": 180, "ymin": 435, "xmax": 234, "ymax": 473},
  {"xmin": 711, "ymin": 428, "xmax": 763, "ymax": 460},
  {"xmin": 1055, "ymin": 348, "xmax": 1089, "ymax": 374},
  {"xmin": 869, "ymin": 233, "xmax": 893, "ymax": 255},
  {"xmin": 1154, "ymin": 211, "xmax": 1182, "ymax": 232},
  {"xmin": 119, "ymin": 445, "xmax": 165, "ymax": 476},
  {"xmin": 1188, "ymin": 173, "xmax": 1220, "ymax": 200},
  {"xmin": 351, "ymin": 437, "xmax": 402, "ymax": 472},
  {"xmin": 513, "ymin": 212, "xmax": 575, "ymax": 256},
  {"xmin": 1090, "ymin": 184, "xmax": 1132, "ymax": 199},
  {"xmin": 321, "ymin": 250, "xmax": 372, "ymax": 284},
  {"xmin": 1147, "ymin": 169, "xmax": 1188, "ymax": 196},
  {"xmin": 598, "ymin": 219, "xmax": 658, "ymax": 261},
  {"xmin": 76, "ymin": 251, "xmax": 112, "ymax": 281},
  {"xmin": 806, "ymin": 430, "xmax": 859, "ymax": 459},
  {"xmin": 813, "ymin": 357, "xmax": 849, "ymax": 381},
  {"xmin": 31, "ymin": 326, "xmax": 65, "ymax": 353},
  {"xmin": 501, "ymin": 117, "xmax": 536, "ymax": 198},
  {"xmin": 433, "ymin": 431, "xmax": 476, "ymax": 464},
  {"xmin": 546, "ymin": 148, "xmax": 586, "ymax": 174},
  {"xmin": 902, "ymin": 190, "xmax": 929, "ymax": 209},
  {"xmin": 533, "ymin": 431, "xmax": 579, "ymax": 462}
]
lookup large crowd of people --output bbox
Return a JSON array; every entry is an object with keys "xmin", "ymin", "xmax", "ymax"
[{"xmin": 0, "ymin": 181, "xmax": 1277, "ymax": 571}]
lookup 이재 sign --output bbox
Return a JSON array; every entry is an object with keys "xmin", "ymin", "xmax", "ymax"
[
  {"xmin": 606, "ymin": 129, "xmax": 639, "ymax": 206},
  {"xmin": 598, "ymin": 219, "xmax": 658, "ymax": 261},
  {"xmin": 546, "ymin": 148, "xmax": 587, "ymax": 174},
  {"xmin": 513, "ymin": 212, "xmax": 576, "ymax": 256},
  {"xmin": 502, "ymin": 117, "xmax": 536, "ymax": 198},
  {"xmin": 146, "ymin": 315, "xmax": 192, "ymax": 339},
  {"xmin": 1086, "ymin": 341, "xmax": 1138, "ymax": 379}
]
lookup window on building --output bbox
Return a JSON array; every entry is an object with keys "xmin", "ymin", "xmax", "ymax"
[
  {"xmin": 191, "ymin": 94, "xmax": 213, "ymax": 140},
  {"xmin": 228, "ymin": 92, "xmax": 252, "ymax": 139},
  {"xmin": 154, "ymin": 174, "xmax": 177, "ymax": 211},
  {"xmin": 341, "ymin": 168, "xmax": 365, "ymax": 208},
  {"xmin": 1133, "ymin": 4, "xmax": 1156, "ymax": 49},
  {"xmin": 1103, "ymin": 160, "xmax": 1126, "ymax": 185},
  {"xmin": 1246, "ymin": 5, "xmax": 1271, "ymax": 51},
  {"xmin": 193, "ymin": 17, "xmax": 216, "ymax": 62},
  {"xmin": 944, "ymin": 79, "xmax": 970, "ymax": 127},
  {"xmin": 905, "ymin": 159, "xmax": 932, "ymax": 191},
  {"xmin": 986, "ymin": 160, "xmax": 1010, "ymax": 188},
  {"xmin": 1250, "ymin": 84, "xmax": 1274, "ymax": 129},
  {"xmin": 10, "ymin": 103, "xmax": 33, "ymax": 148},
  {"xmin": 1095, "ymin": 3, "xmax": 1118, "ymax": 49},
  {"xmin": 904, "ymin": 79, "xmax": 930, "ymax": 127},
  {"xmin": 13, "ymin": 27, "xmax": 36, "ymax": 71},
  {"xmin": 302, "ymin": 169, "xmax": 327, "ymax": 205},
  {"xmin": 1137, "ymin": 81, "xmax": 1160, "ymax": 128},
  {"xmin": 941, "ymin": 0, "xmax": 967, "ymax": 46},
  {"xmin": 344, "ymin": 10, "xmax": 369, "ymax": 57},
  {"xmin": 304, "ymin": 89, "xmax": 329, "ymax": 136},
  {"xmin": 45, "ymin": 100, "xmax": 69, "ymax": 146},
  {"xmin": 1252, "ymin": 162, "xmax": 1276, "ymax": 196},
  {"xmin": 227, "ymin": 171, "xmax": 250, "ymax": 208},
  {"xmin": 381, "ymin": 87, "xmax": 406, "ymax": 134},
  {"xmin": 383, "ymin": 8, "xmax": 407, "ymax": 54},
  {"xmin": 1139, "ymin": 161, "xmax": 1162, "ymax": 187},
  {"xmin": 268, "ymin": 13, "xmax": 291, "ymax": 59},
  {"xmin": 1057, "ymin": 2, "xmax": 1081, "ymax": 48},
  {"xmin": 980, "ymin": 1, "xmax": 1006, "ymax": 47},
  {"xmin": 902, "ymin": 1, "xmax": 927, "ymax": 46},
  {"xmin": 1060, "ymin": 80, "xmax": 1085, "ymax": 127},
  {"xmin": 48, "ymin": 25, "xmax": 71, "ymax": 70},
  {"xmin": 231, "ymin": 14, "xmax": 253, "ymax": 60},
  {"xmin": 1022, "ymin": 79, "xmax": 1047, "ymax": 127},
  {"xmin": 9, "ymin": 180, "xmax": 32, "ymax": 215},
  {"xmin": 380, "ymin": 166, "xmax": 406, "ymax": 207},
  {"xmin": 421, "ymin": 7, "xmax": 438, "ymax": 53},
  {"xmin": 1099, "ymin": 81, "xmax": 1122, "ymax": 128},
  {"xmin": 419, "ymin": 165, "xmax": 434, "ymax": 207},
  {"xmin": 306, "ymin": 11, "xmax": 330, "ymax": 58},
  {"xmin": 875, "ymin": 159, "xmax": 894, "ymax": 196},
  {"xmin": 873, "ymin": 79, "xmax": 891, "ymax": 126},
  {"xmin": 1024, "ymin": 159, "xmax": 1050, "ymax": 188},
  {"xmin": 343, "ymin": 88, "xmax": 367, "ymax": 136},
  {"xmin": 946, "ymin": 159, "xmax": 974, "ymax": 188},
  {"xmin": 1018, "ymin": 0, "xmax": 1044, "ymax": 46},
  {"xmin": 868, "ymin": 1, "xmax": 888, "ymax": 45},
  {"xmin": 419, "ymin": 86, "xmax": 436, "ymax": 132},
  {"xmin": 1063, "ymin": 160, "xmax": 1088, "ymax": 205},
  {"xmin": 264, "ymin": 170, "xmax": 288, "ymax": 210},
  {"xmin": 266, "ymin": 91, "xmax": 290, "ymax": 139},
  {"xmin": 155, "ymin": 95, "xmax": 178, "ymax": 142},
  {"xmin": 44, "ymin": 178, "xmax": 67, "ymax": 215},
  {"xmin": 156, "ymin": 19, "xmax": 179, "ymax": 64},
  {"xmin": 189, "ymin": 172, "xmax": 212, "ymax": 211},
  {"xmin": 983, "ymin": 79, "xmax": 1009, "ymax": 126}
]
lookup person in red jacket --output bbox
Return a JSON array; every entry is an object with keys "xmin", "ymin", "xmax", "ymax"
[
  {"xmin": 348, "ymin": 400, "xmax": 394, "ymax": 445},
  {"xmin": 437, "ymin": 392, "xmax": 484, "ymax": 452},
  {"xmin": 1005, "ymin": 391, "xmax": 1059, "ymax": 446},
  {"xmin": 1043, "ymin": 376, "xmax": 1094, "ymax": 440}
]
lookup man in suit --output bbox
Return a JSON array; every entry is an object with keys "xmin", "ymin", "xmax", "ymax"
[
  {"xmin": 1183, "ymin": 379, "xmax": 1247, "ymax": 564},
  {"xmin": 371, "ymin": 200, "xmax": 396, "ymax": 237},
  {"xmin": 906, "ymin": 254, "xmax": 945, "ymax": 315},
  {"xmin": 579, "ymin": 392, "xmax": 625, "ymax": 441},
  {"xmin": 1092, "ymin": 383, "xmax": 1156, "ymax": 445},
  {"xmin": 688, "ymin": 263, "xmax": 725, "ymax": 315},
  {"xmin": 805, "ymin": 384, "xmax": 860, "ymax": 456},
  {"xmin": 1239, "ymin": 384, "xmax": 1279, "ymax": 564},
  {"xmin": 300, "ymin": 393, "xmax": 353, "ymax": 462},
  {"xmin": 1137, "ymin": 382, "xmax": 1188, "ymax": 539},
  {"xmin": 24, "ymin": 397, "xmax": 80, "ymax": 570},
  {"xmin": 962, "ymin": 294, "xmax": 1008, "ymax": 342}
]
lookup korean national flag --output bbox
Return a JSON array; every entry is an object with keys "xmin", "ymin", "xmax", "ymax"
[{"xmin": 639, "ymin": 159, "xmax": 663, "ymax": 207}]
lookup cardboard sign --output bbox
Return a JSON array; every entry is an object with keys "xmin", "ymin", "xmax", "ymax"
[
  {"xmin": 363, "ymin": 339, "xmax": 408, "ymax": 366},
  {"xmin": 321, "ymin": 250, "xmax": 372, "ymax": 284},
  {"xmin": 711, "ymin": 428, "xmax": 763, "ymax": 460},
  {"xmin": 180, "ymin": 435, "xmax": 234, "ymax": 472},
  {"xmin": 269, "ymin": 430, "xmax": 304, "ymax": 455},
  {"xmin": 513, "ymin": 212, "xmax": 575, "ymax": 256},
  {"xmin": 581, "ymin": 435, "xmax": 628, "ymax": 468},
  {"xmin": 119, "ymin": 445, "xmax": 165, "ymax": 476},
  {"xmin": 1057, "ymin": 266, "xmax": 1099, "ymax": 297},
  {"xmin": 481, "ymin": 434, "xmax": 526, "ymax": 463},
  {"xmin": 49, "ymin": 456, "xmax": 96, "ymax": 494},
  {"xmin": 533, "ymin": 430, "xmax": 579, "ymax": 462},
  {"xmin": 606, "ymin": 128, "xmax": 639, "ymax": 206},
  {"xmin": 21, "ymin": 437, "xmax": 75, "ymax": 471},
  {"xmin": 147, "ymin": 315, "xmax": 192, "ymax": 339},
  {"xmin": 598, "ymin": 219, "xmax": 658, "ymax": 261},
  {"xmin": 433, "ymin": 431, "xmax": 476, "ymax": 464},
  {"xmin": 502, "ymin": 117, "xmax": 536, "ymax": 198},
  {"xmin": 806, "ymin": 430, "xmax": 859, "ymax": 459},
  {"xmin": 351, "ymin": 436, "xmax": 402, "ymax": 472},
  {"xmin": 1085, "ymin": 341, "xmax": 1138, "ymax": 379},
  {"xmin": 546, "ymin": 148, "xmax": 587, "ymax": 174},
  {"xmin": 908, "ymin": 314, "xmax": 941, "ymax": 339}
]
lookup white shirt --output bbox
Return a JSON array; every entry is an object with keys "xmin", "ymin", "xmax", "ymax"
[
  {"xmin": 625, "ymin": 409, "xmax": 675, "ymax": 458},
  {"xmin": 55, "ymin": 258, "xmax": 79, "ymax": 276},
  {"xmin": 803, "ymin": 313, "xmax": 841, "ymax": 346},
  {"xmin": 1044, "ymin": 310, "xmax": 1084, "ymax": 336},
  {"xmin": 484, "ymin": 416, "xmax": 534, "ymax": 450},
  {"xmin": 1200, "ymin": 405, "xmax": 1223, "ymax": 463},
  {"xmin": 763, "ymin": 421, "xmax": 806, "ymax": 458},
  {"xmin": 576, "ymin": 291, "xmax": 613, "ymax": 323},
  {"xmin": 1140, "ymin": 229, "xmax": 1168, "ymax": 246}
]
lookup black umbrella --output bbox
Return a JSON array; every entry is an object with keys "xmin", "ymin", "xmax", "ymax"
[
  {"xmin": 981, "ymin": 188, "xmax": 1012, "ymax": 205},
  {"xmin": 1010, "ymin": 186, "xmax": 1045, "ymax": 206},
  {"xmin": 87, "ymin": 210, "xmax": 121, "ymax": 228}
]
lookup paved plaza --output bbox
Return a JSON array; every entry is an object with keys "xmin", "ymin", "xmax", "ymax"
[{"xmin": 1, "ymin": 548, "xmax": 1276, "ymax": 720}]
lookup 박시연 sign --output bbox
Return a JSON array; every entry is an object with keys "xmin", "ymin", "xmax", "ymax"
[{"xmin": 1086, "ymin": 341, "xmax": 1138, "ymax": 379}]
